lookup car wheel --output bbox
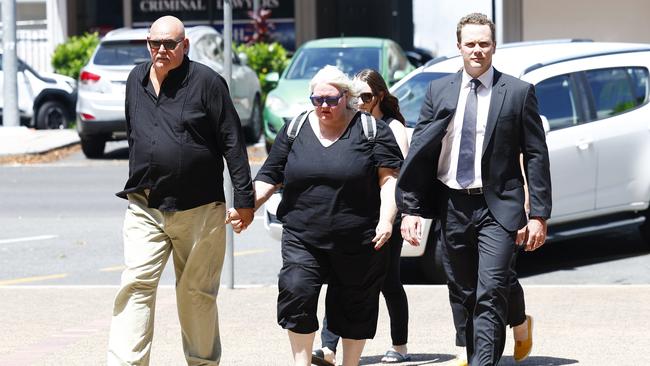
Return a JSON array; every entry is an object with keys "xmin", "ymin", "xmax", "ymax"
[
  {"xmin": 244, "ymin": 94, "xmax": 263, "ymax": 143},
  {"xmin": 418, "ymin": 224, "xmax": 446, "ymax": 284},
  {"xmin": 36, "ymin": 100, "xmax": 68, "ymax": 129},
  {"xmin": 80, "ymin": 136, "xmax": 106, "ymax": 158}
]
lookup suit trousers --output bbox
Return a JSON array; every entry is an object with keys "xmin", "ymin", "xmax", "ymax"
[
  {"xmin": 107, "ymin": 192, "xmax": 226, "ymax": 366},
  {"xmin": 447, "ymin": 247, "xmax": 526, "ymax": 347},
  {"xmin": 441, "ymin": 191, "xmax": 516, "ymax": 366}
]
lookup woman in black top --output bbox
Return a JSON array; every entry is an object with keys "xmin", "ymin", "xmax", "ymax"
[
  {"xmin": 233, "ymin": 65, "xmax": 402, "ymax": 366},
  {"xmin": 315, "ymin": 68, "xmax": 412, "ymax": 365}
]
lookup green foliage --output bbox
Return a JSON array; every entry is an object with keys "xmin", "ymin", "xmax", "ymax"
[
  {"xmin": 235, "ymin": 42, "xmax": 289, "ymax": 100},
  {"xmin": 51, "ymin": 32, "xmax": 100, "ymax": 80}
]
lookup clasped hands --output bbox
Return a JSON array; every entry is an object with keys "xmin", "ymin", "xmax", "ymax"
[{"xmin": 224, "ymin": 207, "xmax": 255, "ymax": 233}]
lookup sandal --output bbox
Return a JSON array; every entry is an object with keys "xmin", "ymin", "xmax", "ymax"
[
  {"xmin": 381, "ymin": 349, "xmax": 411, "ymax": 363},
  {"xmin": 312, "ymin": 348, "xmax": 335, "ymax": 366}
]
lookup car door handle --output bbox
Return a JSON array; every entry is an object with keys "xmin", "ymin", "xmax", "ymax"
[{"xmin": 576, "ymin": 138, "xmax": 592, "ymax": 150}]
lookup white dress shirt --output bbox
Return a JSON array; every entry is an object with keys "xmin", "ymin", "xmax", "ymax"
[{"xmin": 437, "ymin": 67, "xmax": 494, "ymax": 189}]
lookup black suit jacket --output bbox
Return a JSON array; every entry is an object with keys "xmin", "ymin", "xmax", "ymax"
[{"xmin": 396, "ymin": 69, "xmax": 552, "ymax": 232}]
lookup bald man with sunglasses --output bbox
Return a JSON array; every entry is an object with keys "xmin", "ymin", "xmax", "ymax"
[{"xmin": 108, "ymin": 16, "xmax": 254, "ymax": 365}]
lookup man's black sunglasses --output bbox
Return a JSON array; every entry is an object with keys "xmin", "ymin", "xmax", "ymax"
[
  {"xmin": 359, "ymin": 92, "xmax": 375, "ymax": 103},
  {"xmin": 148, "ymin": 38, "xmax": 184, "ymax": 50},
  {"xmin": 309, "ymin": 93, "xmax": 345, "ymax": 107}
]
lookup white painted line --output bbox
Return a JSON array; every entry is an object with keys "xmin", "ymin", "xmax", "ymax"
[{"xmin": 0, "ymin": 234, "xmax": 58, "ymax": 245}]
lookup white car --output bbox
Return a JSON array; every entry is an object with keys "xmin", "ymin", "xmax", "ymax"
[
  {"xmin": 0, "ymin": 53, "xmax": 76, "ymax": 129},
  {"xmin": 76, "ymin": 26, "xmax": 262, "ymax": 158},
  {"xmin": 266, "ymin": 40, "xmax": 650, "ymax": 282}
]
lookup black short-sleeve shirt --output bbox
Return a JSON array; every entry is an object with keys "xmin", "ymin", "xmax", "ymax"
[{"xmin": 256, "ymin": 112, "xmax": 402, "ymax": 246}]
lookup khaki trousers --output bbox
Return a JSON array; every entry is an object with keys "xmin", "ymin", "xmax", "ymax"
[{"xmin": 107, "ymin": 192, "xmax": 226, "ymax": 366}]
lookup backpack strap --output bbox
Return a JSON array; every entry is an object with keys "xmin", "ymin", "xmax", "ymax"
[
  {"xmin": 360, "ymin": 112, "xmax": 377, "ymax": 142},
  {"xmin": 287, "ymin": 110, "xmax": 312, "ymax": 143}
]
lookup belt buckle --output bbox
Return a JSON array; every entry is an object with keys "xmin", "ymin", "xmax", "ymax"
[{"xmin": 466, "ymin": 187, "xmax": 482, "ymax": 195}]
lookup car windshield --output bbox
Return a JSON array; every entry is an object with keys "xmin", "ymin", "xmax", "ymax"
[
  {"xmin": 93, "ymin": 40, "xmax": 150, "ymax": 66},
  {"xmin": 285, "ymin": 47, "xmax": 381, "ymax": 80},
  {"xmin": 393, "ymin": 72, "xmax": 450, "ymax": 127}
]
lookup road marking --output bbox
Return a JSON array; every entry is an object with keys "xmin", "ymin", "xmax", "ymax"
[
  {"xmin": 0, "ymin": 234, "xmax": 58, "ymax": 244},
  {"xmin": 99, "ymin": 265, "xmax": 125, "ymax": 272},
  {"xmin": 98, "ymin": 248, "xmax": 272, "ymax": 273},
  {"xmin": 0, "ymin": 273, "xmax": 68, "ymax": 286},
  {"xmin": 234, "ymin": 248, "xmax": 271, "ymax": 256}
]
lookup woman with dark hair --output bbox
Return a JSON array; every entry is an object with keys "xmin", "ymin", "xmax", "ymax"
[
  {"xmin": 355, "ymin": 68, "xmax": 408, "ymax": 156},
  {"xmin": 312, "ymin": 69, "xmax": 411, "ymax": 365}
]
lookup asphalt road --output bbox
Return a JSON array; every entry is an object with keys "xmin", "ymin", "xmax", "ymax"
[{"xmin": 1, "ymin": 141, "xmax": 649, "ymax": 287}]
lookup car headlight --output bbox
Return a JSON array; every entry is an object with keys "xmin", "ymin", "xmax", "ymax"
[{"xmin": 265, "ymin": 95, "xmax": 286, "ymax": 112}]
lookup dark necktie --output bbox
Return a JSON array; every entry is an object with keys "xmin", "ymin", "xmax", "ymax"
[{"xmin": 456, "ymin": 78, "xmax": 481, "ymax": 188}]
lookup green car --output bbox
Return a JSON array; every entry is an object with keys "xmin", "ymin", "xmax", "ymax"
[{"xmin": 263, "ymin": 37, "xmax": 415, "ymax": 151}]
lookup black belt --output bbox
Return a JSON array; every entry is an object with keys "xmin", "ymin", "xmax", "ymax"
[{"xmin": 449, "ymin": 186, "xmax": 484, "ymax": 195}]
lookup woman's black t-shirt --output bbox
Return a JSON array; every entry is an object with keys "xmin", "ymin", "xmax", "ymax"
[{"xmin": 255, "ymin": 111, "xmax": 403, "ymax": 247}]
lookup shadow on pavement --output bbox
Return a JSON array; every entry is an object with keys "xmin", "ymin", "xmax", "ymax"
[
  {"xmin": 360, "ymin": 352, "xmax": 454, "ymax": 365},
  {"xmin": 100, "ymin": 146, "xmax": 129, "ymax": 160},
  {"xmin": 517, "ymin": 227, "xmax": 649, "ymax": 278},
  {"xmin": 498, "ymin": 355, "xmax": 578, "ymax": 365},
  {"xmin": 400, "ymin": 225, "xmax": 649, "ymax": 284}
]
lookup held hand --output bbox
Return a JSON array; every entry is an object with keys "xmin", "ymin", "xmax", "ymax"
[
  {"xmin": 400, "ymin": 215, "xmax": 422, "ymax": 246},
  {"xmin": 524, "ymin": 217, "xmax": 547, "ymax": 251},
  {"xmin": 516, "ymin": 226, "xmax": 528, "ymax": 247},
  {"xmin": 225, "ymin": 207, "xmax": 254, "ymax": 233},
  {"xmin": 236, "ymin": 207, "xmax": 255, "ymax": 227},
  {"xmin": 224, "ymin": 208, "xmax": 244, "ymax": 233},
  {"xmin": 372, "ymin": 220, "xmax": 393, "ymax": 250}
]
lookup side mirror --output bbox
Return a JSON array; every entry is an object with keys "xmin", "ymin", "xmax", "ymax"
[
  {"xmin": 391, "ymin": 70, "xmax": 407, "ymax": 84},
  {"xmin": 238, "ymin": 52, "xmax": 248, "ymax": 66},
  {"xmin": 265, "ymin": 71, "xmax": 280, "ymax": 86},
  {"xmin": 540, "ymin": 115, "xmax": 550, "ymax": 134}
]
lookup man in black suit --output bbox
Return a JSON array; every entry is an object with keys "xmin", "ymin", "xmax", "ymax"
[{"xmin": 397, "ymin": 13, "xmax": 552, "ymax": 365}]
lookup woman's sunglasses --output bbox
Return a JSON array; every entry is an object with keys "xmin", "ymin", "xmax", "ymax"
[
  {"xmin": 359, "ymin": 92, "xmax": 375, "ymax": 103},
  {"xmin": 310, "ymin": 93, "xmax": 345, "ymax": 107},
  {"xmin": 147, "ymin": 38, "xmax": 184, "ymax": 50}
]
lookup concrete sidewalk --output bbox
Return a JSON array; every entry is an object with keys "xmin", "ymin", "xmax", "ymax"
[
  {"xmin": 1, "ymin": 285, "xmax": 647, "ymax": 365},
  {"xmin": 0, "ymin": 127, "xmax": 79, "ymax": 156}
]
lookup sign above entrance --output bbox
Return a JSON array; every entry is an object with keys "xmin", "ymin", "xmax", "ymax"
[{"xmin": 132, "ymin": 0, "xmax": 295, "ymax": 50}]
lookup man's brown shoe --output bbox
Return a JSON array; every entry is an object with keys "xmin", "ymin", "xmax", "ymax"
[{"xmin": 513, "ymin": 315, "xmax": 533, "ymax": 362}]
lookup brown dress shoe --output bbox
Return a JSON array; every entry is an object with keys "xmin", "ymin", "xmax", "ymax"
[{"xmin": 513, "ymin": 315, "xmax": 533, "ymax": 362}]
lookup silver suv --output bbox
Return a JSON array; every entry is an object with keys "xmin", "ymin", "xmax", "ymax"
[
  {"xmin": 389, "ymin": 40, "xmax": 650, "ymax": 282},
  {"xmin": 0, "ymin": 53, "xmax": 76, "ymax": 129},
  {"xmin": 76, "ymin": 26, "xmax": 262, "ymax": 158}
]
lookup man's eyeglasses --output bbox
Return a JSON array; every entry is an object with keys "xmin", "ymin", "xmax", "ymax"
[
  {"xmin": 148, "ymin": 38, "xmax": 184, "ymax": 50},
  {"xmin": 310, "ymin": 93, "xmax": 345, "ymax": 107},
  {"xmin": 359, "ymin": 92, "xmax": 375, "ymax": 103}
]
